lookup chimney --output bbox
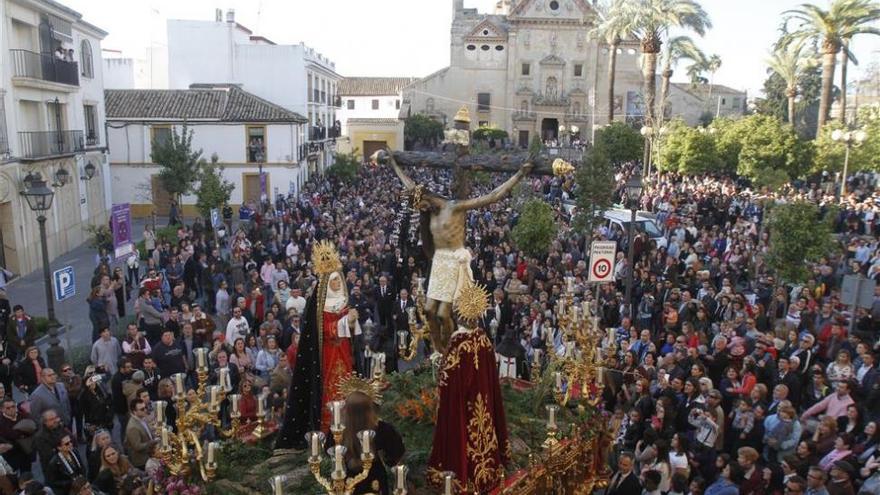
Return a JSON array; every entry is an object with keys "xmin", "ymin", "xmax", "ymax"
[
  {"xmin": 215, "ymin": 8, "xmax": 222, "ymax": 22},
  {"xmin": 226, "ymin": 9, "xmax": 235, "ymax": 23}
]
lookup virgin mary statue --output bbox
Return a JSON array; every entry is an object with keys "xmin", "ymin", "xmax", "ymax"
[{"xmin": 277, "ymin": 241, "xmax": 361, "ymax": 448}]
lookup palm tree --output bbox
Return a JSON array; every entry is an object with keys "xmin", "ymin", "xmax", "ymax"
[
  {"xmin": 658, "ymin": 36, "xmax": 707, "ymax": 125},
  {"xmin": 766, "ymin": 40, "xmax": 817, "ymax": 125},
  {"xmin": 685, "ymin": 62, "xmax": 708, "ymax": 86},
  {"xmin": 618, "ymin": 0, "xmax": 712, "ymax": 132},
  {"xmin": 704, "ymin": 54, "xmax": 722, "ymax": 109},
  {"xmin": 783, "ymin": 0, "xmax": 880, "ymax": 134},
  {"xmin": 590, "ymin": 0, "xmax": 630, "ymax": 123}
]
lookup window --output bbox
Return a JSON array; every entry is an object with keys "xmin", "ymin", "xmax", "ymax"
[
  {"xmin": 426, "ymin": 98, "xmax": 435, "ymax": 112},
  {"xmin": 521, "ymin": 63, "xmax": 530, "ymax": 76},
  {"xmin": 80, "ymin": 40, "xmax": 94, "ymax": 78},
  {"xmin": 347, "ymin": 99, "xmax": 355, "ymax": 110},
  {"xmin": 483, "ymin": 29, "xmax": 489, "ymax": 35},
  {"xmin": 307, "ymin": 75, "xmax": 313, "ymax": 102},
  {"xmin": 395, "ymin": 99, "xmax": 401, "ymax": 110},
  {"xmin": 572, "ymin": 101, "xmax": 581, "ymax": 115},
  {"xmin": 247, "ymin": 126, "xmax": 266, "ymax": 163},
  {"xmin": 732, "ymin": 97, "xmax": 741, "ymax": 108},
  {"xmin": 549, "ymin": 0, "xmax": 559, "ymax": 10},
  {"xmin": 481, "ymin": 45, "xmax": 490, "ymax": 51},
  {"xmin": 721, "ymin": 98, "xmax": 727, "ymax": 105},
  {"xmin": 574, "ymin": 64, "xmax": 583, "ymax": 77},
  {"xmin": 151, "ymin": 126, "xmax": 172, "ymax": 152},
  {"xmin": 467, "ymin": 44, "xmax": 476, "ymax": 51},
  {"xmin": 84, "ymin": 104, "xmax": 97, "ymax": 145},
  {"xmin": 478, "ymin": 121, "xmax": 488, "ymax": 127},
  {"xmin": 546, "ymin": 77, "xmax": 558, "ymax": 99},
  {"xmin": 520, "ymin": 100, "xmax": 528, "ymax": 112},
  {"xmin": 495, "ymin": 45, "xmax": 504, "ymax": 51},
  {"xmin": 477, "ymin": 93, "xmax": 491, "ymax": 112},
  {"xmin": 372, "ymin": 99, "xmax": 379, "ymax": 110}
]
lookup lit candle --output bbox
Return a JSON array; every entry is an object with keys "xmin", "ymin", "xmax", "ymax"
[
  {"xmin": 273, "ymin": 475, "xmax": 283, "ymax": 495},
  {"xmin": 444, "ymin": 472, "xmax": 454, "ymax": 495},
  {"xmin": 195, "ymin": 347, "xmax": 207, "ymax": 369},
  {"xmin": 161, "ymin": 426, "xmax": 169, "ymax": 448},
  {"xmin": 154, "ymin": 400, "xmax": 165, "ymax": 423},
  {"xmin": 220, "ymin": 368, "xmax": 230, "ymax": 392},
  {"xmin": 207, "ymin": 441, "xmax": 216, "ymax": 464},
  {"xmin": 554, "ymin": 371, "xmax": 563, "ymax": 391},
  {"xmin": 309, "ymin": 431, "xmax": 322, "ymax": 458},
  {"xmin": 333, "ymin": 445, "xmax": 345, "ymax": 473},
  {"xmin": 174, "ymin": 373, "xmax": 184, "ymax": 395},
  {"xmin": 332, "ymin": 401, "xmax": 343, "ymax": 429},
  {"xmin": 359, "ymin": 430, "xmax": 373, "ymax": 455},
  {"xmin": 210, "ymin": 386, "xmax": 219, "ymax": 407},
  {"xmin": 230, "ymin": 394, "xmax": 240, "ymax": 416}
]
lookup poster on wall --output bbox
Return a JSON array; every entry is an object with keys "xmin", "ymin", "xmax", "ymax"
[{"xmin": 112, "ymin": 203, "xmax": 134, "ymax": 260}]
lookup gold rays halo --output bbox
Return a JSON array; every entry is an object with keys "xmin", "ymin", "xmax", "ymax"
[
  {"xmin": 312, "ymin": 240, "xmax": 342, "ymax": 275},
  {"xmin": 454, "ymin": 282, "xmax": 490, "ymax": 323}
]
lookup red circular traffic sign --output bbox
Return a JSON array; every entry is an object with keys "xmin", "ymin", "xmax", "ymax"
[{"xmin": 592, "ymin": 259, "xmax": 612, "ymax": 279}]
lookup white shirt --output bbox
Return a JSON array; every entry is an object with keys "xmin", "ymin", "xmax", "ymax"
[
  {"xmin": 285, "ymin": 295, "xmax": 306, "ymax": 315},
  {"xmin": 226, "ymin": 316, "xmax": 250, "ymax": 343}
]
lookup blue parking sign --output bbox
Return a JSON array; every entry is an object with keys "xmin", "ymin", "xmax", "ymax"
[{"xmin": 53, "ymin": 266, "xmax": 76, "ymax": 302}]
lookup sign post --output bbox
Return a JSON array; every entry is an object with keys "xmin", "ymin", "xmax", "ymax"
[
  {"xmin": 841, "ymin": 274, "xmax": 876, "ymax": 333},
  {"xmin": 53, "ymin": 266, "xmax": 76, "ymax": 302},
  {"xmin": 588, "ymin": 241, "xmax": 617, "ymax": 283}
]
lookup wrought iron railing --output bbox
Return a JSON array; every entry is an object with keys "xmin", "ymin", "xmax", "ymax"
[
  {"xmin": 10, "ymin": 49, "xmax": 79, "ymax": 86},
  {"xmin": 18, "ymin": 130, "xmax": 84, "ymax": 159}
]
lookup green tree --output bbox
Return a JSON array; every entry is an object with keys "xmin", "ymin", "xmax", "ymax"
[
  {"xmin": 766, "ymin": 201, "xmax": 837, "ymax": 282},
  {"xmin": 404, "ymin": 114, "xmax": 444, "ymax": 149},
  {"xmin": 711, "ymin": 117, "xmax": 745, "ymax": 173},
  {"xmin": 737, "ymin": 115, "xmax": 813, "ymax": 180},
  {"xmin": 658, "ymin": 36, "xmax": 707, "ymax": 126},
  {"xmin": 327, "ymin": 150, "xmax": 361, "ymax": 183},
  {"xmin": 656, "ymin": 121, "xmax": 719, "ymax": 175},
  {"xmin": 528, "ymin": 134, "xmax": 544, "ymax": 156},
  {"xmin": 511, "ymin": 199, "xmax": 558, "ymax": 258},
  {"xmin": 573, "ymin": 145, "xmax": 615, "ymax": 235},
  {"xmin": 590, "ymin": 0, "xmax": 631, "ymax": 122},
  {"xmin": 783, "ymin": 0, "xmax": 880, "ymax": 135},
  {"xmin": 472, "ymin": 126, "xmax": 509, "ymax": 142},
  {"xmin": 195, "ymin": 154, "xmax": 235, "ymax": 219},
  {"xmin": 766, "ymin": 39, "xmax": 818, "ymax": 126},
  {"xmin": 151, "ymin": 124, "xmax": 203, "ymax": 205},
  {"xmin": 595, "ymin": 121, "xmax": 645, "ymax": 164},
  {"xmin": 618, "ymin": 0, "xmax": 712, "ymax": 131}
]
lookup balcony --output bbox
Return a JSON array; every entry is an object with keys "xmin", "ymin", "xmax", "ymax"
[
  {"xmin": 332, "ymin": 95, "xmax": 342, "ymax": 108},
  {"xmin": 310, "ymin": 126, "xmax": 326, "ymax": 141},
  {"xmin": 10, "ymin": 49, "xmax": 79, "ymax": 87},
  {"xmin": 512, "ymin": 110, "xmax": 536, "ymax": 122},
  {"xmin": 18, "ymin": 130, "xmax": 84, "ymax": 160},
  {"xmin": 85, "ymin": 132, "xmax": 99, "ymax": 147}
]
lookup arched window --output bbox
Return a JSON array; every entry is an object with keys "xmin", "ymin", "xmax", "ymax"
[
  {"xmin": 520, "ymin": 100, "xmax": 529, "ymax": 112},
  {"xmin": 545, "ymin": 77, "xmax": 558, "ymax": 99},
  {"xmin": 572, "ymin": 101, "xmax": 581, "ymax": 115},
  {"xmin": 80, "ymin": 40, "xmax": 94, "ymax": 78},
  {"xmin": 426, "ymin": 98, "xmax": 435, "ymax": 112}
]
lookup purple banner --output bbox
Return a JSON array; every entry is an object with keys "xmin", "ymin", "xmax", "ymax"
[{"xmin": 112, "ymin": 203, "xmax": 133, "ymax": 259}]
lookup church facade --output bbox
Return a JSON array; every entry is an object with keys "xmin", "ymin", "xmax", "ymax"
[{"xmin": 400, "ymin": 0, "xmax": 745, "ymax": 147}]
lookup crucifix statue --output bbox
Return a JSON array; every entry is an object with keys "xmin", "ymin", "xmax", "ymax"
[{"xmin": 372, "ymin": 106, "xmax": 533, "ymax": 354}]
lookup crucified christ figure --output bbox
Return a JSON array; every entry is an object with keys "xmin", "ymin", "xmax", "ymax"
[{"xmin": 372, "ymin": 149, "xmax": 532, "ymax": 355}]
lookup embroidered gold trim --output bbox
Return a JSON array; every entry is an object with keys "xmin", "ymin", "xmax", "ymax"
[{"xmin": 467, "ymin": 393, "xmax": 500, "ymax": 490}]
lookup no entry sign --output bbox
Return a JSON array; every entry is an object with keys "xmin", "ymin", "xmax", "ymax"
[{"xmin": 588, "ymin": 241, "xmax": 617, "ymax": 283}]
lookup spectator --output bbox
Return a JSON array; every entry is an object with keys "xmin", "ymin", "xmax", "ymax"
[
  {"xmin": 44, "ymin": 433, "xmax": 85, "ymax": 494},
  {"xmin": 123, "ymin": 398, "xmax": 157, "ymax": 470},
  {"xmin": 29, "ymin": 368, "xmax": 71, "ymax": 428},
  {"xmin": 91, "ymin": 328, "xmax": 122, "ymax": 375},
  {"xmin": 5, "ymin": 305, "xmax": 37, "ymax": 361}
]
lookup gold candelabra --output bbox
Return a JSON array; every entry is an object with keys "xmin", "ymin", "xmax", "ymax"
[
  {"xmin": 153, "ymin": 348, "xmax": 241, "ymax": 482},
  {"xmin": 304, "ymin": 401, "xmax": 375, "ymax": 495},
  {"xmin": 398, "ymin": 277, "xmax": 428, "ymax": 361}
]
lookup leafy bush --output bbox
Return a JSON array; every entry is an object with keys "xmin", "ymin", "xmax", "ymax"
[
  {"xmin": 327, "ymin": 151, "xmax": 361, "ymax": 183},
  {"xmin": 472, "ymin": 126, "xmax": 509, "ymax": 141},
  {"xmin": 766, "ymin": 201, "xmax": 838, "ymax": 283},
  {"xmin": 85, "ymin": 224, "xmax": 113, "ymax": 253},
  {"xmin": 594, "ymin": 122, "xmax": 644, "ymax": 165},
  {"xmin": 511, "ymin": 200, "xmax": 558, "ymax": 258}
]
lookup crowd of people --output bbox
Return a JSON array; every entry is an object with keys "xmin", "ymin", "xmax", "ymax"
[{"xmin": 0, "ymin": 154, "xmax": 878, "ymax": 494}]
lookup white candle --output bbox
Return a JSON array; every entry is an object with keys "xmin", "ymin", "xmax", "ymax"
[
  {"xmin": 310, "ymin": 432, "xmax": 321, "ymax": 458},
  {"xmin": 359, "ymin": 430, "xmax": 372, "ymax": 455},
  {"xmin": 582, "ymin": 301, "xmax": 590, "ymax": 318},
  {"xmin": 596, "ymin": 367, "xmax": 604, "ymax": 386},
  {"xmin": 444, "ymin": 473, "xmax": 453, "ymax": 495},
  {"xmin": 195, "ymin": 348, "xmax": 207, "ymax": 369},
  {"xmin": 154, "ymin": 401, "xmax": 165, "ymax": 423},
  {"xmin": 555, "ymin": 371, "xmax": 563, "ymax": 391},
  {"xmin": 161, "ymin": 426, "xmax": 169, "ymax": 448},
  {"xmin": 406, "ymin": 306, "xmax": 416, "ymax": 323},
  {"xmin": 395, "ymin": 465, "xmax": 406, "ymax": 490},
  {"xmin": 174, "ymin": 373, "xmax": 184, "ymax": 395},
  {"xmin": 533, "ymin": 348, "xmax": 542, "ymax": 363},
  {"xmin": 257, "ymin": 395, "xmax": 265, "ymax": 417},
  {"xmin": 398, "ymin": 331, "xmax": 408, "ymax": 350},
  {"xmin": 273, "ymin": 475, "xmax": 283, "ymax": 495},
  {"xmin": 547, "ymin": 405, "xmax": 557, "ymax": 428},
  {"xmin": 230, "ymin": 394, "xmax": 240, "ymax": 415},
  {"xmin": 566, "ymin": 277, "xmax": 574, "ymax": 293},
  {"xmin": 333, "ymin": 445, "xmax": 345, "ymax": 472},
  {"xmin": 220, "ymin": 368, "xmax": 230, "ymax": 392},
  {"xmin": 207, "ymin": 441, "xmax": 216, "ymax": 464},
  {"xmin": 210, "ymin": 386, "xmax": 219, "ymax": 407},
  {"xmin": 332, "ymin": 401, "xmax": 342, "ymax": 428}
]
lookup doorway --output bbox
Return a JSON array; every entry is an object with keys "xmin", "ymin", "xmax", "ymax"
[
  {"xmin": 0, "ymin": 203, "xmax": 17, "ymax": 274},
  {"xmin": 150, "ymin": 175, "xmax": 172, "ymax": 216},
  {"xmin": 518, "ymin": 130, "xmax": 529, "ymax": 149},
  {"xmin": 541, "ymin": 118, "xmax": 558, "ymax": 142},
  {"xmin": 243, "ymin": 173, "xmax": 270, "ymax": 204}
]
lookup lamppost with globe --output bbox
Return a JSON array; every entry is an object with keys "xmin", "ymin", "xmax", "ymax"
[
  {"xmin": 831, "ymin": 128, "xmax": 867, "ymax": 198},
  {"xmin": 640, "ymin": 126, "xmax": 653, "ymax": 176},
  {"xmin": 624, "ymin": 171, "xmax": 643, "ymax": 318}
]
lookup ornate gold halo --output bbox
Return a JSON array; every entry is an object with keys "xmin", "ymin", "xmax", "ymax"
[
  {"xmin": 454, "ymin": 282, "xmax": 490, "ymax": 323},
  {"xmin": 336, "ymin": 372, "xmax": 383, "ymax": 405},
  {"xmin": 312, "ymin": 240, "xmax": 342, "ymax": 275}
]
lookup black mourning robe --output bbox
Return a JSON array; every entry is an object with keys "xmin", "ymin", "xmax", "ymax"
[{"xmin": 276, "ymin": 292, "xmax": 321, "ymax": 449}]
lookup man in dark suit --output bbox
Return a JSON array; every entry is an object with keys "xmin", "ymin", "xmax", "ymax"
[
  {"xmin": 375, "ymin": 275, "xmax": 395, "ymax": 328},
  {"xmin": 857, "ymin": 351, "xmax": 879, "ymax": 400},
  {"xmin": 776, "ymin": 357, "xmax": 802, "ymax": 408},
  {"xmin": 606, "ymin": 452, "xmax": 642, "ymax": 495},
  {"xmin": 484, "ymin": 289, "xmax": 513, "ymax": 346},
  {"xmin": 29, "ymin": 368, "xmax": 71, "ymax": 428},
  {"xmin": 124, "ymin": 398, "xmax": 158, "ymax": 469}
]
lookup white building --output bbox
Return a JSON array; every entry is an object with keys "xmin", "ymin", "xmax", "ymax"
[
  {"xmin": 337, "ymin": 77, "xmax": 414, "ymax": 158},
  {"xmin": 0, "ymin": 0, "xmax": 110, "ymax": 275},
  {"xmin": 166, "ymin": 9, "xmax": 341, "ymax": 176},
  {"xmin": 401, "ymin": 0, "xmax": 745, "ymax": 146},
  {"xmin": 104, "ymin": 85, "xmax": 309, "ymax": 217}
]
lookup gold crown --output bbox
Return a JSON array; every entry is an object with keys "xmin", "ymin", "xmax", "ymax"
[
  {"xmin": 312, "ymin": 240, "xmax": 342, "ymax": 275},
  {"xmin": 454, "ymin": 105, "xmax": 471, "ymax": 124},
  {"xmin": 337, "ymin": 372, "xmax": 383, "ymax": 405},
  {"xmin": 454, "ymin": 282, "xmax": 490, "ymax": 322},
  {"xmin": 552, "ymin": 158, "xmax": 574, "ymax": 177}
]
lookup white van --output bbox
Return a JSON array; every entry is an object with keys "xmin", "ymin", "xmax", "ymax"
[{"xmin": 561, "ymin": 201, "xmax": 667, "ymax": 249}]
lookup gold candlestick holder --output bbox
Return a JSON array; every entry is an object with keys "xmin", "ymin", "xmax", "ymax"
[
  {"xmin": 398, "ymin": 281, "xmax": 428, "ymax": 360},
  {"xmin": 306, "ymin": 428, "xmax": 376, "ymax": 495}
]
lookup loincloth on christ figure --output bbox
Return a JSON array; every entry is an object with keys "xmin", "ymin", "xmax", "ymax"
[{"xmin": 426, "ymin": 247, "xmax": 473, "ymax": 303}]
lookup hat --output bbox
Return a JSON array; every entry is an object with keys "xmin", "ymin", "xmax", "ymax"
[
  {"xmin": 833, "ymin": 460, "xmax": 855, "ymax": 477},
  {"xmin": 131, "ymin": 370, "xmax": 145, "ymax": 382}
]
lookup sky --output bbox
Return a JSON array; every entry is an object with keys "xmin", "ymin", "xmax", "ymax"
[{"xmin": 63, "ymin": 0, "xmax": 880, "ymax": 96}]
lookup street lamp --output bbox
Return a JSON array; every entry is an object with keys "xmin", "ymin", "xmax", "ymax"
[
  {"xmin": 20, "ymin": 174, "xmax": 58, "ymax": 322},
  {"xmin": 640, "ymin": 126, "xmax": 653, "ymax": 176},
  {"xmin": 831, "ymin": 128, "xmax": 867, "ymax": 198},
  {"xmin": 81, "ymin": 161, "xmax": 96, "ymax": 181},
  {"xmin": 624, "ymin": 171, "xmax": 643, "ymax": 318}
]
